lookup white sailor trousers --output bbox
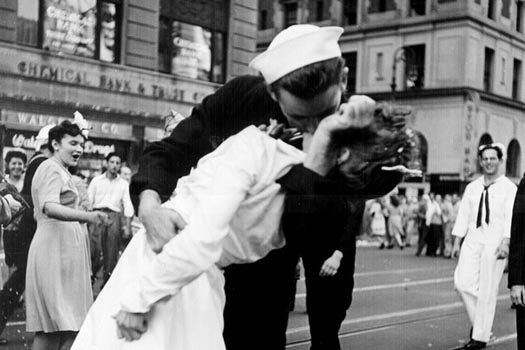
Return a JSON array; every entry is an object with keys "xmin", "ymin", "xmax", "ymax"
[{"xmin": 454, "ymin": 238, "xmax": 506, "ymax": 342}]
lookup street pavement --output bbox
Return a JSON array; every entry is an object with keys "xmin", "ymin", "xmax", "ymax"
[
  {"xmin": 1, "ymin": 245, "xmax": 519, "ymax": 349},
  {"xmin": 286, "ymin": 245, "xmax": 517, "ymax": 350}
]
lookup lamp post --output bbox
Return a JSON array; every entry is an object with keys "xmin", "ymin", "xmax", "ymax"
[{"xmin": 390, "ymin": 46, "xmax": 417, "ymax": 100}]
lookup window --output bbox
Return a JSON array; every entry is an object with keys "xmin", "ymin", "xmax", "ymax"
[
  {"xmin": 517, "ymin": 1, "xmax": 523, "ymax": 33},
  {"xmin": 513, "ymin": 58, "xmax": 522, "ymax": 99},
  {"xmin": 501, "ymin": 0, "xmax": 511, "ymax": 18},
  {"xmin": 405, "ymin": 44, "xmax": 425, "ymax": 89},
  {"xmin": 259, "ymin": 10, "xmax": 269, "ymax": 30},
  {"xmin": 343, "ymin": 0, "xmax": 357, "ymax": 25},
  {"xmin": 158, "ymin": 19, "xmax": 225, "ymax": 83},
  {"xmin": 368, "ymin": 0, "xmax": 396, "ymax": 13},
  {"xmin": 38, "ymin": 0, "xmax": 121, "ymax": 63},
  {"xmin": 484, "ymin": 48, "xmax": 495, "ymax": 92},
  {"xmin": 343, "ymin": 51, "xmax": 357, "ymax": 94},
  {"xmin": 316, "ymin": 1, "xmax": 324, "ymax": 21},
  {"xmin": 487, "ymin": 0, "xmax": 496, "ymax": 19},
  {"xmin": 17, "ymin": 0, "xmax": 39, "ymax": 46},
  {"xmin": 501, "ymin": 57, "xmax": 506, "ymax": 85},
  {"xmin": 376, "ymin": 52, "xmax": 384, "ymax": 80},
  {"xmin": 506, "ymin": 139, "xmax": 521, "ymax": 177},
  {"xmin": 98, "ymin": 2, "xmax": 120, "ymax": 63},
  {"xmin": 409, "ymin": 0, "xmax": 426, "ymax": 16},
  {"xmin": 284, "ymin": 2, "xmax": 298, "ymax": 27}
]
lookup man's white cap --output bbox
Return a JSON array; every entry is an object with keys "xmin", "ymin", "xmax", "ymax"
[{"xmin": 249, "ymin": 24, "xmax": 344, "ymax": 85}]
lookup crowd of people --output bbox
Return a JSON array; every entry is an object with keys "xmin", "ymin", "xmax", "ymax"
[
  {"xmin": 0, "ymin": 23, "xmax": 524, "ymax": 350},
  {"xmin": 362, "ymin": 191, "xmax": 461, "ymax": 256}
]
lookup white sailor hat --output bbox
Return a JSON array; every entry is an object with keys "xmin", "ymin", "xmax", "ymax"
[{"xmin": 249, "ymin": 24, "xmax": 344, "ymax": 85}]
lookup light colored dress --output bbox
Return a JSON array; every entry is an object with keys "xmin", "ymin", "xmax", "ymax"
[
  {"xmin": 72, "ymin": 126, "xmax": 304, "ymax": 350},
  {"xmin": 369, "ymin": 201, "xmax": 386, "ymax": 236},
  {"xmin": 25, "ymin": 157, "xmax": 93, "ymax": 332}
]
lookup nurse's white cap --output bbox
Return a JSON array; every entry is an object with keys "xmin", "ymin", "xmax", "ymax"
[{"xmin": 249, "ymin": 24, "xmax": 344, "ymax": 85}]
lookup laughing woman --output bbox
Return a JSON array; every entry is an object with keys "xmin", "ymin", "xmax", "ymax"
[{"xmin": 25, "ymin": 121, "xmax": 109, "ymax": 350}]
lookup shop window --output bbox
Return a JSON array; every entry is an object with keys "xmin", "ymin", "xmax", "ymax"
[
  {"xmin": 405, "ymin": 44, "xmax": 425, "ymax": 89},
  {"xmin": 343, "ymin": 0, "xmax": 357, "ymax": 25},
  {"xmin": 343, "ymin": 51, "xmax": 357, "ymax": 94},
  {"xmin": 409, "ymin": 0, "xmax": 426, "ymax": 16},
  {"xmin": 484, "ymin": 47, "xmax": 495, "ymax": 92},
  {"xmin": 38, "ymin": 0, "xmax": 121, "ymax": 63},
  {"xmin": 368, "ymin": 0, "xmax": 396, "ymax": 13},
  {"xmin": 17, "ymin": 0, "xmax": 39, "ymax": 47},
  {"xmin": 284, "ymin": 2, "xmax": 298, "ymax": 28},
  {"xmin": 506, "ymin": 139, "xmax": 521, "ymax": 177},
  {"xmin": 158, "ymin": 19, "xmax": 226, "ymax": 83},
  {"xmin": 501, "ymin": 0, "xmax": 511, "ymax": 18},
  {"xmin": 513, "ymin": 58, "xmax": 522, "ymax": 99}
]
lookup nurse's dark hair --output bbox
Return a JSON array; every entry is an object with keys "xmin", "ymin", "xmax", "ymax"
[
  {"xmin": 269, "ymin": 57, "xmax": 345, "ymax": 99},
  {"xmin": 47, "ymin": 120, "xmax": 83, "ymax": 153}
]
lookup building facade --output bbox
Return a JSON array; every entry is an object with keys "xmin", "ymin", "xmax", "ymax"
[
  {"xmin": 0, "ymin": 0, "xmax": 258, "ymax": 179},
  {"xmin": 257, "ymin": 0, "xmax": 525, "ymax": 195}
]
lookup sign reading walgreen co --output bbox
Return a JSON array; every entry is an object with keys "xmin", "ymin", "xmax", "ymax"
[{"xmin": 0, "ymin": 48, "xmax": 214, "ymax": 104}]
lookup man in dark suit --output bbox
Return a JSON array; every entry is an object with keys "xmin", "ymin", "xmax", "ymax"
[{"xmin": 509, "ymin": 175, "xmax": 525, "ymax": 350}]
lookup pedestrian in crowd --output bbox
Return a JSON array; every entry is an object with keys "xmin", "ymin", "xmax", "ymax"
[
  {"xmin": 451, "ymin": 142, "xmax": 517, "ymax": 350},
  {"xmin": 72, "ymin": 93, "xmax": 416, "ymax": 349},
  {"xmin": 87, "ymin": 152, "xmax": 134, "ymax": 284},
  {"xmin": 386, "ymin": 194, "xmax": 406, "ymax": 249},
  {"xmin": 163, "ymin": 110, "xmax": 185, "ymax": 138},
  {"xmin": 25, "ymin": 120, "xmax": 109, "ymax": 350},
  {"xmin": 0, "ymin": 124, "xmax": 54, "ymax": 347},
  {"xmin": 425, "ymin": 193, "xmax": 443, "ymax": 257},
  {"xmin": 0, "ymin": 193, "xmax": 26, "ymax": 347},
  {"xmin": 4, "ymin": 150, "xmax": 27, "ymax": 192},
  {"xmin": 119, "ymin": 166, "xmax": 132, "ymax": 183},
  {"xmin": 434, "ymin": 194, "xmax": 446, "ymax": 256},
  {"xmin": 369, "ymin": 198, "xmax": 387, "ymax": 248},
  {"xmin": 405, "ymin": 197, "xmax": 420, "ymax": 247},
  {"xmin": 415, "ymin": 193, "xmax": 430, "ymax": 256},
  {"xmin": 508, "ymin": 173, "xmax": 525, "ymax": 350},
  {"xmin": 441, "ymin": 194, "xmax": 454, "ymax": 258},
  {"xmin": 2, "ymin": 150, "xmax": 28, "ymax": 277},
  {"xmin": 381, "ymin": 196, "xmax": 395, "ymax": 249}
]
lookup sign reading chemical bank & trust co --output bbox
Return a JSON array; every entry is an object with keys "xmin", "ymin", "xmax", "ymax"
[
  {"xmin": 16, "ymin": 61, "xmax": 206, "ymax": 103},
  {"xmin": 0, "ymin": 47, "xmax": 214, "ymax": 105}
]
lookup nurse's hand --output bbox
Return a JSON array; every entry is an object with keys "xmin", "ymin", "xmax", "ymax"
[
  {"xmin": 139, "ymin": 190, "xmax": 187, "ymax": 253},
  {"xmin": 114, "ymin": 310, "xmax": 148, "ymax": 342},
  {"xmin": 511, "ymin": 285, "xmax": 525, "ymax": 307}
]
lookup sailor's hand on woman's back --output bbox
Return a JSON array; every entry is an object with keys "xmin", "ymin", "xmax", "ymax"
[{"xmin": 139, "ymin": 189, "xmax": 187, "ymax": 253}]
